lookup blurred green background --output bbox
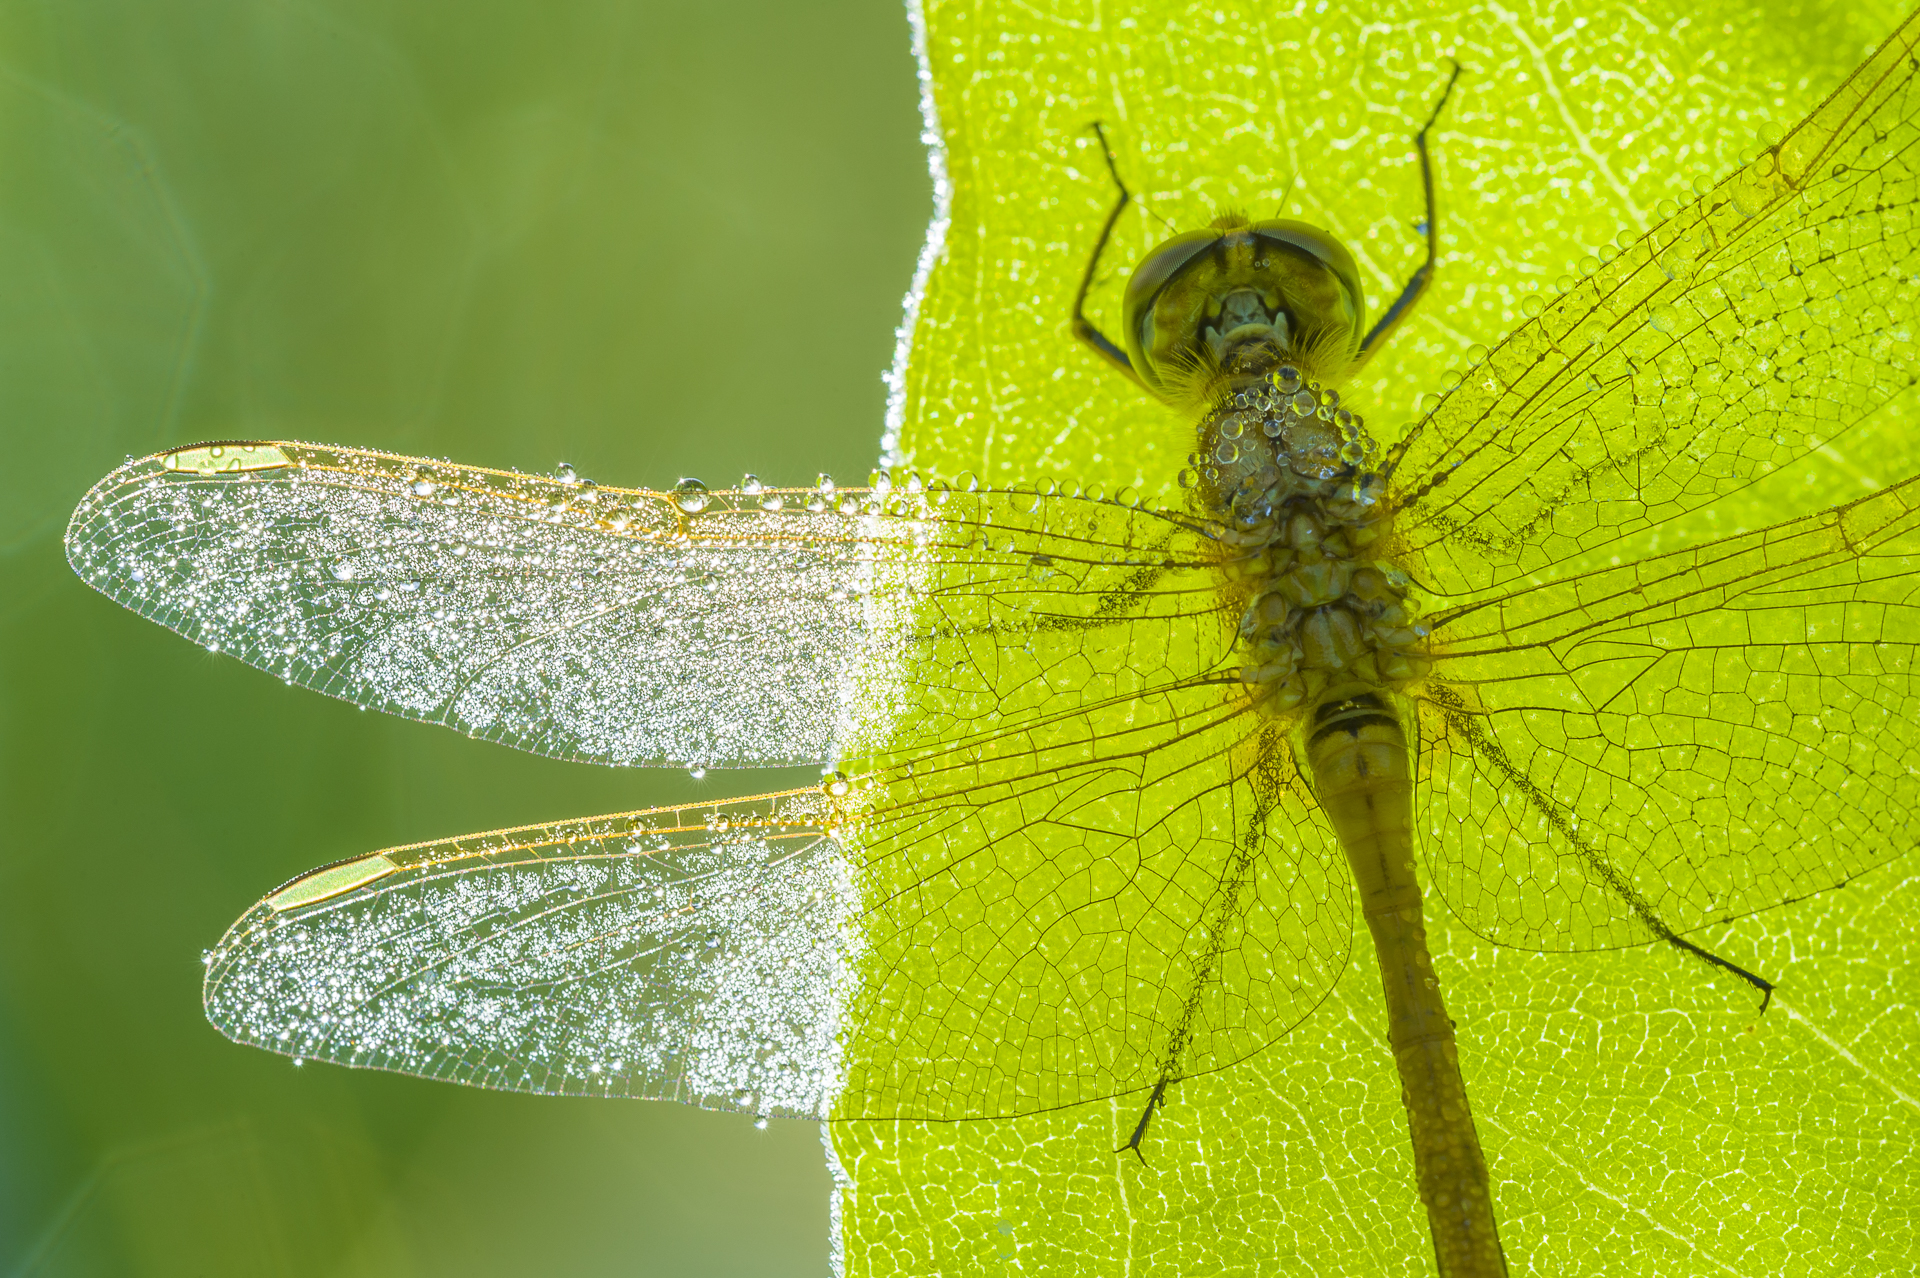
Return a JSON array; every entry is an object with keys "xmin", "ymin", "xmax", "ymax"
[{"xmin": 0, "ymin": 1, "xmax": 926, "ymax": 1273}]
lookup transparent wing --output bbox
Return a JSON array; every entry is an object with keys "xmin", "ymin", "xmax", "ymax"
[
  {"xmin": 840, "ymin": 584, "xmax": 1353, "ymax": 1118},
  {"xmin": 831, "ymin": 482, "xmax": 1352, "ymax": 1118},
  {"xmin": 1414, "ymin": 472, "xmax": 1920, "ymax": 953},
  {"xmin": 199, "ymin": 468, "xmax": 1356, "ymax": 1120},
  {"xmin": 202, "ymin": 789, "xmax": 860, "ymax": 1119},
  {"xmin": 845, "ymin": 766, "xmax": 1351, "ymax": 1120},
  {"xmin": 1387, "ymin": 13, "xmax": 1920, "ymax": 593},
  {"xmin": 67, "ymin": 440, "xmax": 912, "ymax": 768}
]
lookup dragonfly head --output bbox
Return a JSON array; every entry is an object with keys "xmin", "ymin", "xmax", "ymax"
[{"xmin": 1122, "ymin": 213, "xmax": 1364, "ymax": 403}]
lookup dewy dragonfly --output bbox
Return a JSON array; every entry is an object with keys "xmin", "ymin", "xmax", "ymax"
[{"xmin": 63, "ymin": 15, "xmax": 1920, "ymax": 1278}]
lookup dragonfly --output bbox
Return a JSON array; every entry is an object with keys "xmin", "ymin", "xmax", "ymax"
[{"xmin": 62, "ymin": 14, "xmax": 1920, "ymax": 1278}]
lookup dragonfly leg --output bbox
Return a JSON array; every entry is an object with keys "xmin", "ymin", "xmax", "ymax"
[
  {"xmin": 1072, "ymin": 123, "xmax": 1149, "ymax": 389},
  {"xmin": 1665, "ymin": 934, "xmax": 1775, "ymax": 1012},
  {"xmin": 1347, "ymin": 61, "xmax": 1464, "ymax": 378},
  {"xmin": 1118, "ymin": 1077, "xmax": 1173, "ymax": 1162}
]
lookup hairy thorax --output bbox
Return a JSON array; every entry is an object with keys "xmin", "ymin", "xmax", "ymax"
[{"xmin": 1186, "ymin": 360, "xmax": 1430, "ymax": 720}]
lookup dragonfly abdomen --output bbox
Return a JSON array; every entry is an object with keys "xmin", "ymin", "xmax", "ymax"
[{"xmin": 1307, "ymin": 690, "xmax": 1507, "ymax": 1278}]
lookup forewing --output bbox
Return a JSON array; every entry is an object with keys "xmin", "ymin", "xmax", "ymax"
[
  {"xmin": 1415, "ymin": 473, "xmax": 1920, "ymax": 952},
  {"xmin": 202, "ymin": 789, "xmax": 860, "ymax": 1118},
  {"xmin": 1388, "ymin": 13, "xmax": 1920, "ymax": 593},
  {"xmin": 66, "ymin": 441, "xmax": 910, "ymax": 768}
]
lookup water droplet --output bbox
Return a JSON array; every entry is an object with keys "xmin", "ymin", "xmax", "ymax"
[
  {"xmin": 555, "ymin": 462, "xmax": 578, "ymax": 485},
  {"xmin": 816, "ymin": 473, "xmax": 836, "ymax": 496},
  {"xmin": 411, "ymin": 479, "xmax": 436, "ymax": 497},
  {"xmin": 823, "ymin": 771, "xmax": 851, "ymax": 797},
  {"xmin": 753, "ymin": 1114, "xmax": 770, "ymax": 1130},
  {"xmin": 760, "ymin": 493, "xmax": 786, "ymax": 511},
  {"xmin": 688, "ymin": 765, "xmax": 707, "ymax": 780},
  {"xmin": 741, "ymin": 474, "xmax": 764, "ymax": 495},
  {"xmin": 672, "ymin": 478, "xmax": 711, "ymax": 514}
]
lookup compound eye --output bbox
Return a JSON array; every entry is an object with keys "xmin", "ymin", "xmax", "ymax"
[
  {"xmin": 1249, "ymin": 219, "xmax": 1366, "ymax": 331},
  {"xmin": 1116, "ymin": 230, "xmax": 1222, "ymax": 393},
  {"xmin": 1120, "ymin": 229, "xmax": 1222, "ymax": 330}
]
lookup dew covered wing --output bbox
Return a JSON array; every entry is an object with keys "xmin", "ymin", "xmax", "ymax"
[
  {"xmin": 202, "ymin": 798, "xmax": 862, "ymax": 1118},
  {"xmin": 64, "ymin": 444, "xmax": 894, "ymax": 768}
]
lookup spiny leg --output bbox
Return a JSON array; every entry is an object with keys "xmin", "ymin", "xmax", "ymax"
[
  {"xmin": 1665, "ymin": 934, "xmax": 1775, "ymax": 1012},
  {"xmin": 1119, "ymin": 1077, "xmax": 1172, "ymax": 1162},
  {"xmin": 1438, "ymin": 685, "xmax": 1776, "ymax": 1015},
  {"xmin": 1348, "ymin": 61, "xmax": 1464, "ymax": 377},
  {"xmin": 1072, "ymin": 122, "xmax": 1148, "ymax": 387}
]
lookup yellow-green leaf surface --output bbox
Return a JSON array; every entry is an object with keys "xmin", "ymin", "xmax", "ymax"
[{"xmin": 838, "ymin": 1, "xmax": 1920, "ymax": 1273}]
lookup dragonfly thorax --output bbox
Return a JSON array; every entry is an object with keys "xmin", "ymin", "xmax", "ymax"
[{"xmin": 1193, "ymin": 365, "xmax": 1429, "ymax": 716}]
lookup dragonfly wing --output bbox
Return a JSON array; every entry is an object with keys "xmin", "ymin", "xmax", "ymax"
[
  {"xmin": 1388, "ymin": 12, "xmax": 1920, "ymax": 593},
  {"xmin": 835, "ymin": 493, "xmax": 1352, "ymax": 1119},
  {"xmin": 198, "ymin": 481, "xmax": 1359, "ymax": 1120},
  {"xmin": 1415, "ymin": 474, "xmax": 1920, "ymax": 951},
  {"xmin": 67, "ymin": 441, "xmax": 904, "ymax": 768},
  {"xmin": 202, "ymin": 789, "xmax": 858, "ymax": 1118},
  {"xmin": 844, "ymin": 752, "xmax": 1352, "ymax": 1121}
]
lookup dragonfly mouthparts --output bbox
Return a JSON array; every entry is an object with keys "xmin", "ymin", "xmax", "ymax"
[{"xmin": 1204, "ymin": 288, "xmax": 1291, "ymax": 364}]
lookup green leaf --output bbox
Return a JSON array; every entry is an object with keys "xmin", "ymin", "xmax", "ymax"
[{"xmin": 837, "ymin": 1, "xmax": 1920, "ymax": 1273}]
